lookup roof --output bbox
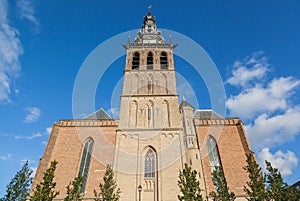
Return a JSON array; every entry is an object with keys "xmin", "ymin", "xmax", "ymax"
[
  {"xmin": 179, "ymin": 99, "xmax": 194, "ymax": 109},
  {"xmin": 194, "ymin": 110, "xmax": 224, "ymax": 119},
  {"xmin": 292, "ymin": 180, "xmax": 300, "ymax": 191},
  {"xmin": 83, "ymin": 109, "xmax": 112, "ymax": 120}
]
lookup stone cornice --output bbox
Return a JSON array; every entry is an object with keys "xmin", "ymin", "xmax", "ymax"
[
  {"xmin": 117, "ymin": 127, "xmax": 183, "ymax": 132},
  {"xmin": 123, "ymin": 43, "xmax": 177, "ymax": 49},
  {"xmin": 58, "ymin": 119, "xmax": 118, "ymax": 127},
  {"xmin": 194, "ymin": 118, "xmax": 241, "ymax": 126}
]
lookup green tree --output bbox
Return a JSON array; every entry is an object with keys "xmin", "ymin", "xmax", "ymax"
[
  {"xmin": 94, "ymin": 165, "xmax": 120, "ymax": 201},
  {"xmin": 209, "ymin": 167, "xmax": 235, "ymax": 201},
  {"xmin": 243, "ymin": 154, "xmax": 267, "ymax": 200},
  {"xmin": 177, "ymin": 163, "xmax": 203, "ymax": 201},
  {"xmin": 265, "ymin": 161, "xmax": 300, "ymax": 201},
  {"xmin": 30, "ymin": 160, "xmax": 59, "ymax": 201},
  {"xmin": 64, "ymin": 176, "xmax": 84, "ymax": 201},
  {"xmin": 1, "ymin": 161, "xmax": 33, "ymax": 201}
]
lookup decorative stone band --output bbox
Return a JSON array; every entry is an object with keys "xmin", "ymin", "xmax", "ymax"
[
  {"xmin": 58, "ymin": 119, "xmax": 118, "ymax": 127},
  {"xmin": 57, "ymin": 118, "xmax": 242, "ymax": 127},
  {"xmin": 194, "ymin": 118, "xmax": 242, "ymax": 126},
  {"xmin": 123, "ymin": 43, "xmax": 177, "ymax": 49}
]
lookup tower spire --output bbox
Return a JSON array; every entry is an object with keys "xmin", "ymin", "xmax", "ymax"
[{"xmin": 148, "ymin": 5, "xmax": 152, "ymax": 14}]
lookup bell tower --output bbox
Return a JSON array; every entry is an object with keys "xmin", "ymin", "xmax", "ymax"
[
  {"xmin": 119, "ymin": 9, "xmax": 179, "ymax": 129},
  {"xmin": 114, "ymin": 9, "xmax": 187, "ymax": 201}
]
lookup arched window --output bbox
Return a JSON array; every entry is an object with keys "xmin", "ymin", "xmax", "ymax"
[
  {"xmin": 78, "ymin": 137, "xmax": 94, "ymax": 192},
  {"xmin": 160, "ymin": 52, "xmax": 168, "ymax": 69},
  {"xmin": 206, "ymin": 136, "xmax": 221, "ymax": 172},
  {"xmin": 147, "ymin": 75, "xmax": 154, "ymax": 94},
  {"xmin": 147, "ymin": 52, "xmax": 153, "ymax": 70},
  {"xmin": 132, "ymin": 52, "xmax": 140, "ymax": 70},
  {"xmin": 145, "ymin": 149, "xmax": 155, "ymax": 178},
  {"xmin": 147, "ymin": 101, "xmax": 154, "ymax": 127},
  {"xmin": 163, "ymin": 100, "xmax": 170, "ymax": 127},
  {"xmin": 130, "ymin": 101, "xmax": 138, "ymax": 127}
]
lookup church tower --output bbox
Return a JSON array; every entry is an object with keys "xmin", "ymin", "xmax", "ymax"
[{"xmin": 114, "ymin": 9, "xmax": 196, "ymax": 201}]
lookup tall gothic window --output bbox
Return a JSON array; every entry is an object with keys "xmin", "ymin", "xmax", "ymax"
[
  {"xmin": 78, "ymin": 137, "xmax": 94, "ymax": 192},
  {"xmin": 160, "ymin": 52, "xmax": 168, "ymax": 69},
  {"xmin": 145, "ymin": 149, "xmax": 155, "ymax": 178},
  {"xmin": 147, "ymin": 75, "xmax": 154, "ymax": 94},
  {"xmin": 206, "ymin": 136, "xmax": 221, "ymax": 172},
  {"xmin": 132, "ymin": 52, "xmax": 140, "ymax": 70},
  {"xmin": 163, "ymin": 100, "xmax": 170, "ymax": 127},
  {"xmin": 147, "ymin": 52, "xmax": 153, "ymax": 70},
  {"xmin": 130, "ymin": 101, "xmax": 138, "ymax": 127},
  {"xmin": 148, "ymin": 108, "xmax": 152, "ymax": 120},
  {"xmin": 148, "ymin": 79, "xmax": 152, "ymax": 93},
  {"xmin": 147, "ymin": 102, "xmax": 154, "ymax": 127}
]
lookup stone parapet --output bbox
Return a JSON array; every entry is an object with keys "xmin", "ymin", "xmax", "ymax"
[
  {"xmin": 194, "ymin": 118, "xmax": 240, "ymax": 126},
  {"xmin": 58, "ymin": 119, "xmax": 118, "ymax": 127}
]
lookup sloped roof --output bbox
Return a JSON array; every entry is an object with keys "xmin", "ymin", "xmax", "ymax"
[
  {"xmin": 194, "ymin": 110, "xmax": 223, "ymax": 119},
  {"xmin": 292, "ymin": 180, "xmax": 300, "ymax": 191},
  {"xmin": 179, "ymin": 99, "xmax": 194, "ymax": 109},
  {"xmin": 83, "ymin": 109, "xmax": 112, "ymax": 120}
]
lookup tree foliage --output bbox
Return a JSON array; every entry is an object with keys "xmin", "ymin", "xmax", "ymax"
[
  {"xmin": 30, "ymin": 160, "xmax": 59, "ymax": 201},
  {"xmin": 94, "ymin": 165, "xmax": 120, "ymax": 201},
  {"xmin": 243, "ymin": 154, "xmax": 267, "ymax": 201},
  {"xmin": 209, "ymin": 167, "xmax": 235, "ymax": 201},
  {"xmin": 265, "ymin": 161, "xmax": 300, "ymax": 201},
  {"xmin": 64, "ymin": 176, "xmax": 84, "ymax": 201},
  {"xmin": 177, "ymin": 163, "xmax": 203, "ymax": 201},
  {"xmin": 0, "ymin": 161, "xmax": 33, "ymax": 201}
]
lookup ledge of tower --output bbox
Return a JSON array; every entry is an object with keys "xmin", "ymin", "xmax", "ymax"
[{"xmin": 83, "ymin": 108, "xmax": 112, "ymax": 120}]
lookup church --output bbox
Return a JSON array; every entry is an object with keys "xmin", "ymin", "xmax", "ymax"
[{"xmin": 32, "ymin": 10, "xmax": 252, "ymax": 201}]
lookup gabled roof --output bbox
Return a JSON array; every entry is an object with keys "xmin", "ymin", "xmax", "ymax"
[
  {"xmin": 292, "ymin": 180, "xmax": 300, "ymax": 191},
  {"xmin": 179, "ymin": 99, "xmax": 194, "ymax": 110},
  {"xmin": 83, "ymin": 109, "xmax": 112, "ymax": 120},
  {"xmin": 194, "ymin": 110, "xmax": 223, "ymax": 119}
]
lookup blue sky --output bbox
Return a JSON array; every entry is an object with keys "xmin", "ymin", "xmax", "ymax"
[{"xmin": 1, "ymin": 0, "xmax": 300, "ymax": 196}]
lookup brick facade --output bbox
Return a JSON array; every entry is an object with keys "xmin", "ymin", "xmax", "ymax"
[{"xmin": 32, "ymin": 11, "xmax": 252, "ymax": 201}]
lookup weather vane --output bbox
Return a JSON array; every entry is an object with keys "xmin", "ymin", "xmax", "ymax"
[{"xmin": 148, "ymin": 5, "xmax": 152, "ymax": 13}]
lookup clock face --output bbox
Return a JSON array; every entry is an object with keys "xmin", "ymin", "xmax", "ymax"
[
  {"xmin": 147, "ymin": 20, "xmax": 153, "ymax": 26},
  {"xmin": 144, "ymin": 39, "xmax": 156, "ymax": 44}
]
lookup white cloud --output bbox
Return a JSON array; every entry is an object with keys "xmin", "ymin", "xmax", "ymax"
[
  {"xmin": 226, "ymin": 51, "xmax": 270, "ymax": 87},
  {"xmin": 20, "ymin": 158, "xmax": 36, "ymax": 165},
  {"xmin": 258, "ymin": 148, "xmax": 298, "ymax": 176},
  {"xmin": 27, "ymin": 132, "xmax": 42, "ymax": 139},
  {"xmin": 226, "ymin": 51, "xmax": 300, "ymax": 151},
  {"xmin": 0, "ymin": 153, "xmax": 12, "ymax": 160},
  {"xmin": 0, "ymin": 0, "xmax": 38, "ymax": 103},
  {"xmin": 24, "ymin": 107, "xmax": 41, "ymax": 123},
  {"xmin": 0, "ymin": 0, "xmax": 23, "ymax": 103},
  {"xmin": 46, "ymin": 127, "xmax": 52, "ymax": 135},
  {"xmin": 14, "ymin": 132, "xmax": 42, "ymax": 140},
  {"xmin": 246, "ymin": 107, "xmax": 300, "ymax": 149},
  {"xmin": 16, "ymin": 0, "xmax": 39, "ymax": 28},
  {"xmin": 226, "ymin": 77, "xmax": 300, "ymax": 119},
  {"xmin": 0, "ymin": 0, "xmax": 8, "ymax": 22}
]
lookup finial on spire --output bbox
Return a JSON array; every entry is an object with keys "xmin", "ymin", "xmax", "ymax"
[
  {"xmin": 148, "ymin": 5, "xmax": 152, "ymax": 14},
  {"xmin": 182, "ymin": 96, "xmax": 186, "ymax": 101}
]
